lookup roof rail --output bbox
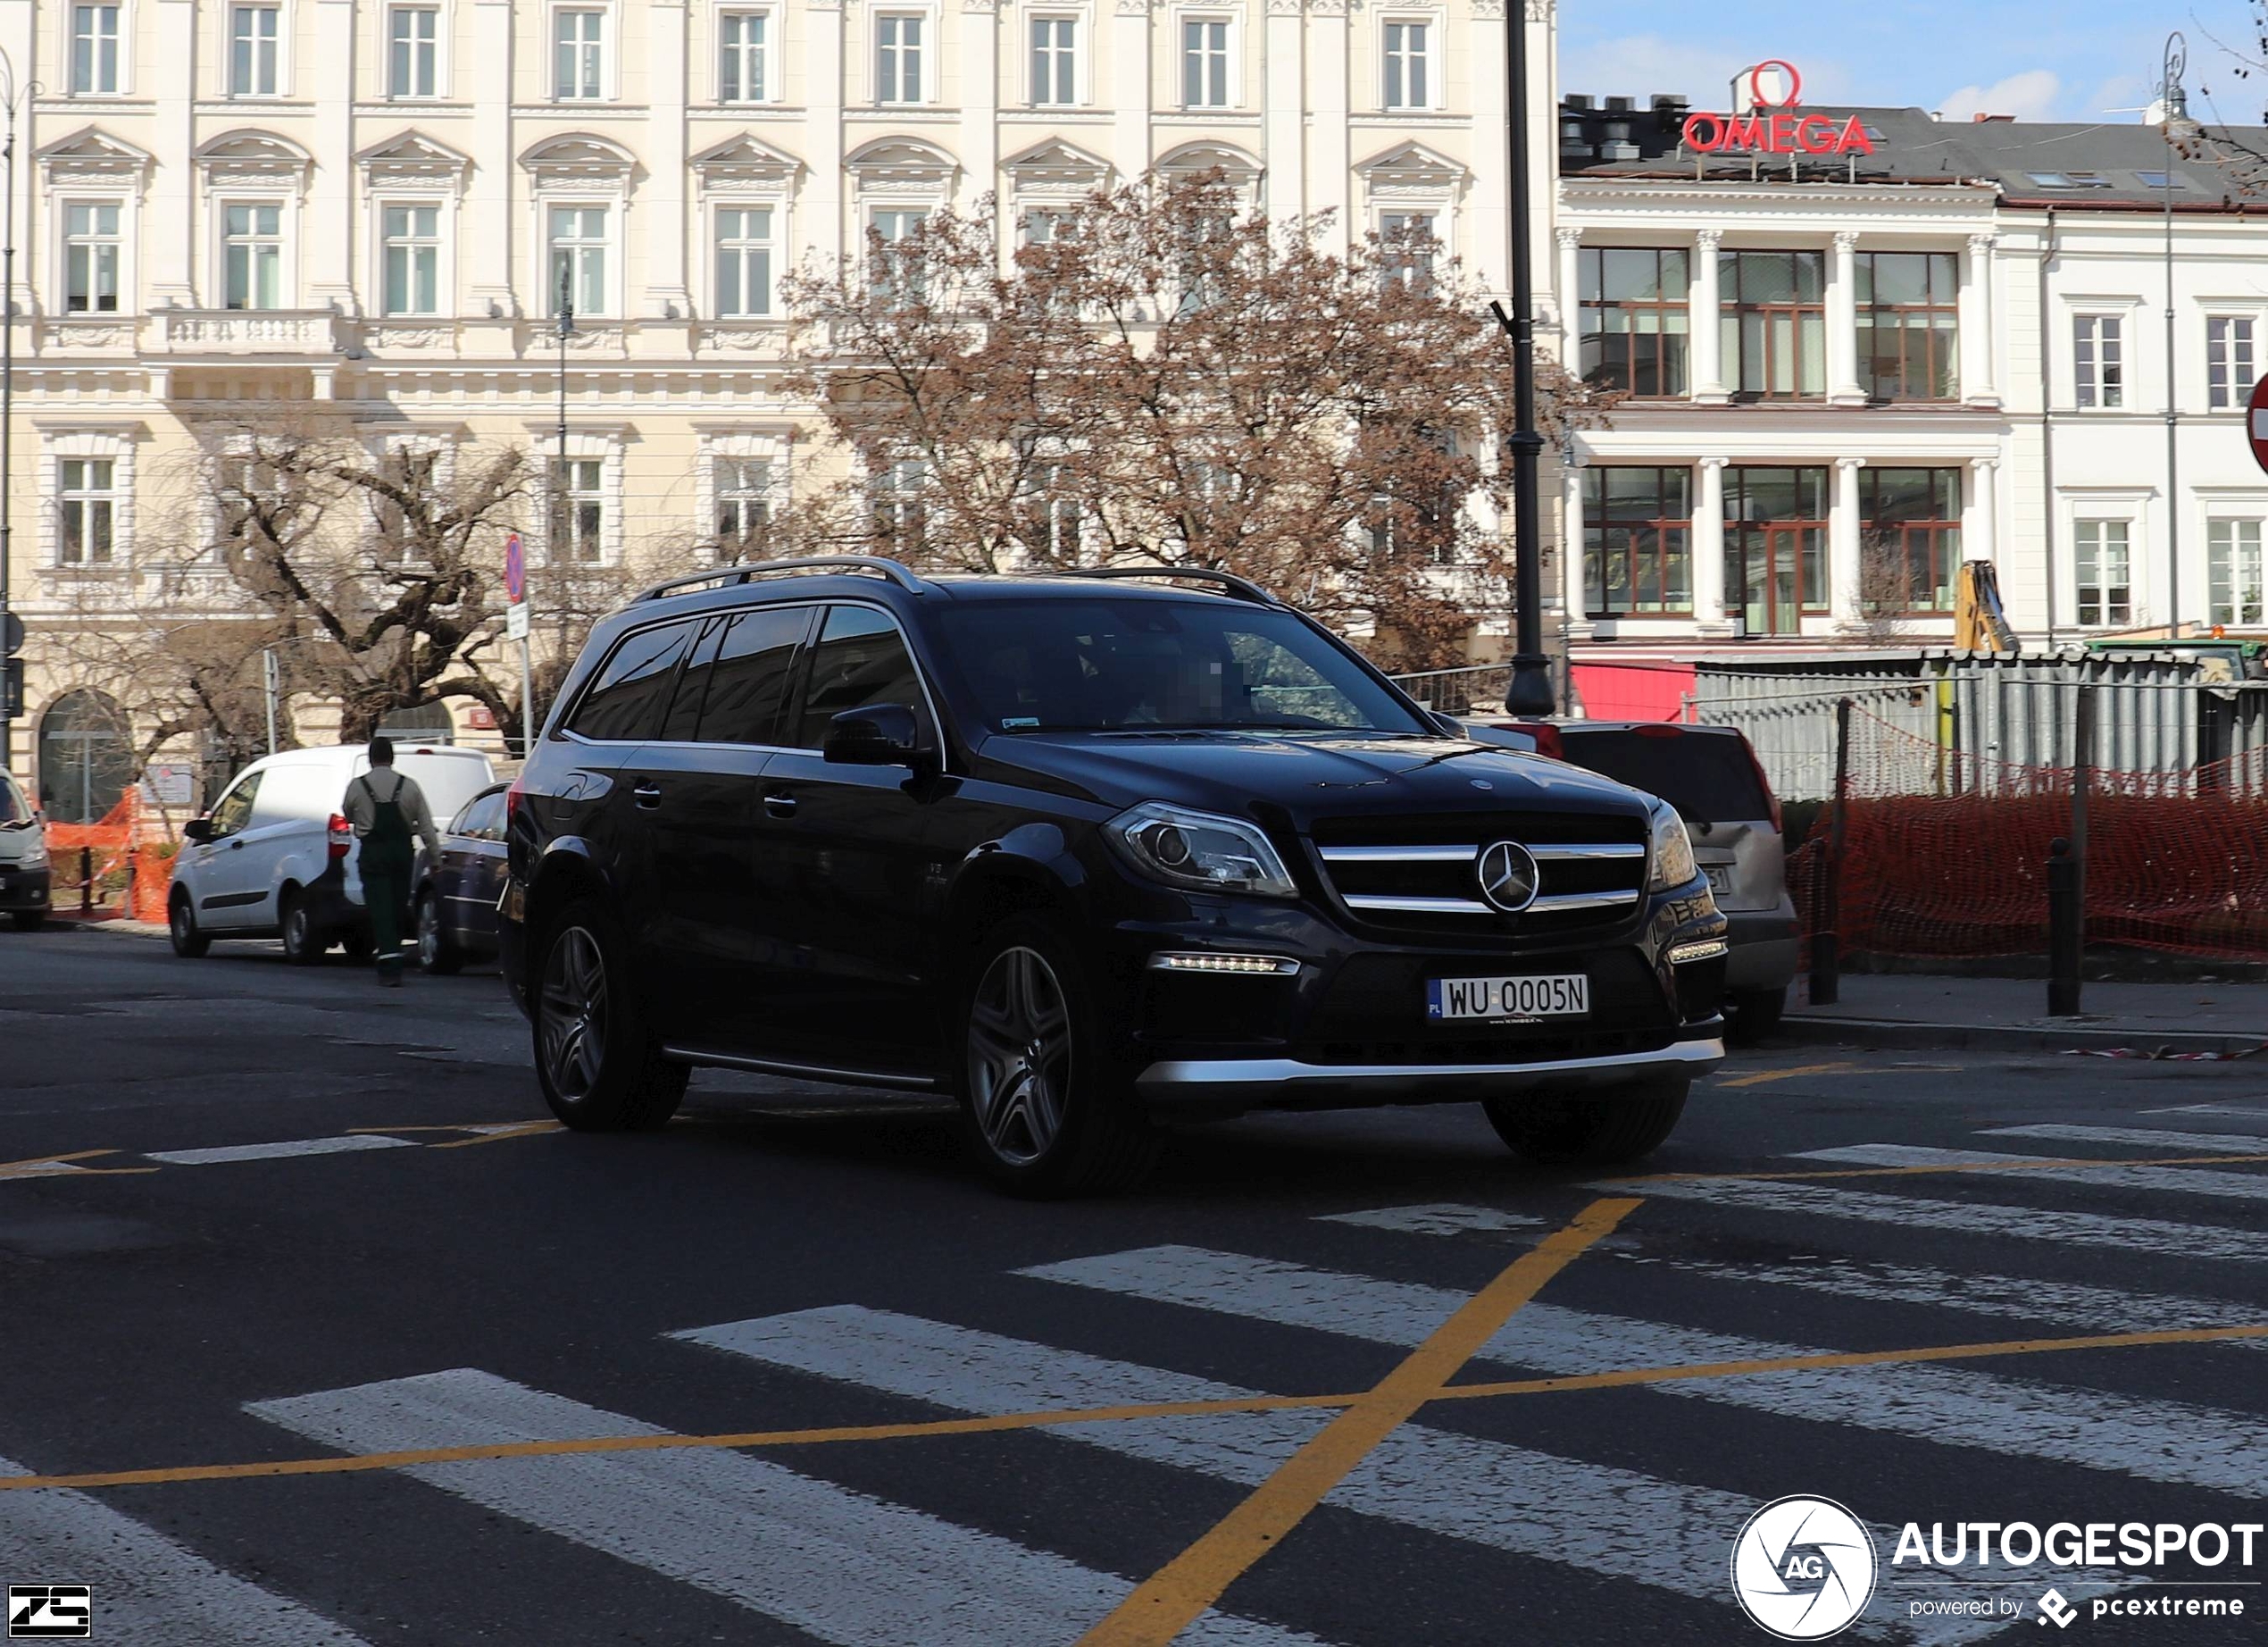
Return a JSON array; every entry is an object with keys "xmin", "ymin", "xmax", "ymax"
[
  {"xmin": 630, "ymin": 555, "xmax": 930, "ymax": 605},
  {"xmin": 1058, "ymin": 565, "xmax": 1282, "ymax": 606}
]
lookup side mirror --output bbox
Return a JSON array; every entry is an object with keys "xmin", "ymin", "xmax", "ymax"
[
  {"xmin": 182, "ymin": 818, "xmax": 213, "ymax": 844},
  {"xmin": 822, "ymin": 703, "xmax": 927, "ymax": 768}
]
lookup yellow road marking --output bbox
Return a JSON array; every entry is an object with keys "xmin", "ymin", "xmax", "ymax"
[
  {"xmin": 2, "ymin": 1311, "xmax": 2264, "ymax": 1499},
  {"xmin": 428, "ymin": 1122, "xmax": 563, "ymax": 1149},
  {"xmin": 1073, "ymin": 1197, "xmax": 1641, "ymax": 1647},
  {"xmin": 0, "ymin": 1150, "xmax": 153, "ymax": 1180},
  {"xmin": 1717, "ymin": 1062, "xmax": 1855, "ymax": 1088},
  {"xmin": 1613, "ymin": 1150, "xmax": 2268, "ymax": 1185}
]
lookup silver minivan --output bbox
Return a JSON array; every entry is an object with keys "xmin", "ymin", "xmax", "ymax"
[
  {"xmin": 0, "ymin": 770, "xmax": 50, "ymax": 931},
  {"xmin": 1545, "ymin": 723, "xmax": 1798, "ymax": 1042}
]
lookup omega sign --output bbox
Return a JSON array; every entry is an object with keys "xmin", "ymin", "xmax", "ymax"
[{"xmin": 1681, "ymin": 61, "xmax": 1877, "ymax": 157}]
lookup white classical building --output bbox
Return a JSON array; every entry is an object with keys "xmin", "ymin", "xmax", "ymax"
[
  {"xmin": 0, "ymin": 0, "xmax": 1558, "ymax": 813},
  {"xmin": 1557, "ymin": 94, "xmax": 2268, "ymax": 651}
]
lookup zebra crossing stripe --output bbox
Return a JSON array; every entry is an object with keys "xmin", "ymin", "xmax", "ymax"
[
  {"xmin": 1315, "ymin": 1204, "xmax": 1547, "ymax": 1235},
  {"xmin": 0, "ymin": 1454, "xmax": 366, "ymax": 1645},
  {"xmin": 246, "ymin": 1367, "xmax": 1320, "ymax": 1647},
  {"xmin": 1782, "ymin": 1144, "xmax": 2268, "ymax": 1204},
  {"xmin": 1021, "ymin": 1246, "xmax": 2268, "ymax": 1501},
  {"xmin": 1606, "ymin": 1175, "xmax": 2268, "ymax": 1263},
  {"xmin": 145, "ymin": 1135, "xmax": 417, "ymax": 1166},
  {"xmin": 1984, "ymin": 1124, "xmax": 2268, "ymax": 1154}
]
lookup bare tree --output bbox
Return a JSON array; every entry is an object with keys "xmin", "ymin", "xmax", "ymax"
[{"xmin": 783, "ymin": 175, "xmax": 1611, "ymax": 670}]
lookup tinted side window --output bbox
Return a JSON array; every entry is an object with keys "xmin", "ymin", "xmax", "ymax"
[
  {"xmin": 208, "ymin": 773, "xmax": 263, "ymax": 840},
  {"xmin": 701, "ymin": 605, "xmax": 813, "ymax": 745},
  {"xmin": 565, "ymin": 621, "xmax": 699, "ymax": 743},
  {"xmin": 1556, "ymin": 731, "xmax": 1771, "ymax": 824},
  {"xmin": 453, "ymin": 793, "xmax": 504, "ymax": 839},
  {"xmin": 792, "ymin": 606, "xmax": 925, "ymax": 748},
  {"xmin": 659, "ymin": 618, "xmax": 728, "ymax": 743}
]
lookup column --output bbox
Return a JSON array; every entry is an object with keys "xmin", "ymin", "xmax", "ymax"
[
  {"xmin": 1467, "ymin": 0, "xmax": 1507, "ymax": 297},
  {"xmin": 1831, "ymin": 456, "xmax": 1866, "ymax": 624},
  {"xmin": 1555, "ymin": 227, "xmax": 1581, "ymax": 369},
  {"xmin": 1962, "ymin": 233, "xmax": 2000, "ymax": 406},
  {"xmin": 304, "ymin": 0, "xmax": 358, "ymax": 312},
  {"xmin": 958, "ymin": 0, "xmax": 999, "ymax": 218},
  {"xmin": 148, "ymin": 0, "xmax": 199, "ymax": 306},
  {"xmin": 1262, "ymin": 0, "xmax": 1306, "ymax": 222},
  {"xmin": 644, "ymin": 1, "xmax": 692, "ymax": 320},
  {"xmin": 1111, "ymin": 0, "xmax": 1150, "ymax": 190},
  {"xmin": 807, "ymin": 0, "xmax": 847, "ymax": 262},
  {"xmin": 1694, "ymin": 457, "xmax": 1729, "ymax": 627},
  {"xmin": 465, "ymin": 0, "xmax": 518, "ymax": 323},
  {"xmin": 1828, "ymin": 230, "xmax": 1864, "ymax": 405},
  {"xmin": 1690, "ymin": 229, "xmax": 1725, "ymax": 403},
  {"xmin": 1560, "ymin": 458, "xmax": 1587, "ymax": 627},
  {"xmin": 1968, "ymin": 456, "xmax": 1999, "ymax": 564},
  {"xmin": 1307, "ymin": 0, "xmax": 1349, "ymax": 258}
]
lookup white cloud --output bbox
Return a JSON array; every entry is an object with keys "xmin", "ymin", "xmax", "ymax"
[{"xmin": 1937, "ymin": 70, "xmax": 2064, "ymax": 123}]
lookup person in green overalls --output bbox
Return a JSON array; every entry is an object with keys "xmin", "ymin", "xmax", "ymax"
[{"xmin": 341, "ymin": 738, "xmax": 442, "ymax": 987}]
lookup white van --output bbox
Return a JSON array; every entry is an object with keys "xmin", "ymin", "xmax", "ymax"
[
  {"xmin": 169, "ymin": 743, "xmax": 496, "ymax": 962},
  {"xmin": 0, "ymin": 769, "xmax": 50, "ymax": 932}
]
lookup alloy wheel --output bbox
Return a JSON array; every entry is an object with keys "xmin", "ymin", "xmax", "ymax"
[
  {"xmin": 417, "ymin": 898, "xmax": 441, "ymax": 969},
  {"xmin": 966, "ymin": 945, "xmax": 1071, "ymax": 1166},
  {"xmin": 539, "ymin": 925, "xmax": 609, "ymax": 1102}
]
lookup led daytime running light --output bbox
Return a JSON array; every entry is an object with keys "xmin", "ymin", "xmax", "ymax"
[
  {"xmin": 1667, "ymin": 939, "xmax": 1729, "ymax": 966},
  {"xmin": 1147, "ymin": 951, "xmax": 1302, "ymax": 976}
]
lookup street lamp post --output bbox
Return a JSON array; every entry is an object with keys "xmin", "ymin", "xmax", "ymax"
[
  {"xmin": 1489, "ymin": 1, "xmax": 1554, "ymax": 715},
  {"xmin": 0, "ymin": 54, "xmax": 36, "ymax": 773},
  {"xmin": 2161, "ymin": 32, "xmax": 2186, "ymax": 640}
]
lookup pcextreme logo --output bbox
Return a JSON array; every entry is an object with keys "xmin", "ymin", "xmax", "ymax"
[{"xmin": 1730, "ymin": 1496, "xmax": 1880, "ymax": 1640}]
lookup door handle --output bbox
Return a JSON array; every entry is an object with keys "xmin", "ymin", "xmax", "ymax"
[
  {"xmin": 632, "ymin": 781, "xmax": 663, "ymax": 810},
  {"xmin": 763, "ymin": 791, "xmax": 798, "ymax": 818}
]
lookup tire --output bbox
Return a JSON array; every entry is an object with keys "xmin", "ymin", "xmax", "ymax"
[
  {"xmin": 1724, "ymin": 986, "xmax": 1787, "ymax": 1046},
  {"xmin": 531, "ymin": 895, "xmax": 687, "ymax": 1132},
  {"xmin": 169, "ymin": 893, "xmax": 211, "ymax": 959},
  {"xmin": 416, "ymin": 890, "xmax": 463, "ymax": 975},
  {"xmin": 279, "ymin": 889, "xmax": 326, "ymax": 966},
  {"xmin": 1483, "ymin": 1074, "xmax": 1689, "ymax": 1167},
  {"xmin": 955, "ymin": 915, "xmax": 1159, "ymax": 1198},
  {"xmin": 10, "ymin": 910, "xmax": 45, "ymax": 932}
]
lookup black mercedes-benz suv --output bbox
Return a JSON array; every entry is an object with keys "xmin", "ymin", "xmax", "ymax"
[{"xmin": 500, "ymin": 558, "xmax": 1727, "ymax": 1195}]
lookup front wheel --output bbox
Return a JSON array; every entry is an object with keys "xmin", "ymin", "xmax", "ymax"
[
  {"xmin": 1724, "ymin": 986, "xmax": 1786, "ymax": 1046},
  {"xmin": 416, "ymin": 890, "xmax": 463, "ymax": 975},
  {"xmin": 1483, "ymin": 1074, "xmax": 1689, "ymax": 1166},
  {"xmin": 10, "ymin": 910, "xmax": 45, "ymax": 932},
  {"xmin": 957, "ymin": 917, "xmax": 1158, "ymax": 1198},
  {"xmin": 279, "ymin": 890, "xmax": 325, "ymax": 966},
  {"xmin": 169, "ymin": 893, "xmax": 211, "ymax": 958},
  {"xmin": 532, "ymin": 897, "xmax": 686, "ymax": 1132}
]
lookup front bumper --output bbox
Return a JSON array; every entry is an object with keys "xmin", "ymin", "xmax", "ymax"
[
  {"xmin": 0, "ymin": 866, "xmax": 53, "ymax": 912},
  {"xmin": 1138, "ymin": 1033, "xmax": 1724, "ymax": 1114}
]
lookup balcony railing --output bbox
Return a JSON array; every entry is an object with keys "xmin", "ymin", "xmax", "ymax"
[{"xmin": 152, "ymin": 310, "xmax": 341, "ymax": 354}]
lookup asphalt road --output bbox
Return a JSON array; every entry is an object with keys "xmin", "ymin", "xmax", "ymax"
[{"xmin": 4, "ymin": 927, "xmax": 2267, "ymax": 1646}]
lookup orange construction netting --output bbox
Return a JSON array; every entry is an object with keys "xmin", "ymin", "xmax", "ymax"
[{"xmin": 42, "ymin": 790, "xmax": 179, "ymax": 924}]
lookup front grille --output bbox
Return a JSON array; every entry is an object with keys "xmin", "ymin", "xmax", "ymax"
[{"xmin": 1311, "ymin": 812, "xmax": 1649, "ymax": 940}]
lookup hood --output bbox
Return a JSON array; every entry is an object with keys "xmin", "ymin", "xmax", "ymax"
[{"xmin": 971, "ymin": 730, "xmax": 1655, "ymax": 827}]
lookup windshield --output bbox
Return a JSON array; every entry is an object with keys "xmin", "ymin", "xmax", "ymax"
[
  {"xmin": 932, "ymin": 598, "xmax": 1430, "ymax": 735},
  {"xmin": 0, "ymin": 775, "xmax": 25, "ymax": 824}
]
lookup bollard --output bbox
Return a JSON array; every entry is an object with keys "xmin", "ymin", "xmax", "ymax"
[
  {"xmin": 79, "ymin": 846, "xmax": 93, "ymax": 915},
  {"xmin": 2047, "ymin": 836, "xmax": 2081, "ymax": 1017}
]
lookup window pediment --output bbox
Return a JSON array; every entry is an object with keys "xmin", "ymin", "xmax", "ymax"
[
  {"xmin": 1155, "ymin": 140, "xmax": 1262, "ymax": 186},
  {"xmin": 357, "ymin": 130, "xmax": 472, "ymax": 190},
  {"xmin": 1003, "ymin": 138, "xmax": 1113, "ymax": 199},
  {"xmin": 194, "ymin": 129, "xmax": 315, "ymax": 190},
  {"xmin": 520, "ymin": 133, "xmax": 638, "ymax": 186},
  {"xmin": 37, "ymin": 128, "xmax": 154, "ymax": 188},
  {"xmin": 690, "ymin": 133, "xmax": 805, "ymax": 196},
  {"xmin": 1356, "ymin": 140, "xmax": 1467, "ymax": 199},
  {"xmin": 845, "ymin": 137, "xmax": 960, "ymax": 196}
]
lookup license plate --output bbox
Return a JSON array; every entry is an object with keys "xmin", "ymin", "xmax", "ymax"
[
  {"xmin": 1426, "ymin": 973, "xmax": 1588, "ymax": 1022},
  {"xmin": 1704, "ymin": 866, "xmax": 1731, "ymax": 896}
]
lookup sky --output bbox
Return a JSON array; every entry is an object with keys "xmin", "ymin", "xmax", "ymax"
[{"xmin": 1559, "ymin": 1, "xmax": 2268, "ymax": 127}]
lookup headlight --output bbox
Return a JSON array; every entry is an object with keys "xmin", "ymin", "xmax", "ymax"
[
  {"xmin": 1105, "ymin": 802, "xmax": 1298, "ymax": 899},
  {"xmin": 1645, "ymin": 802, "xmax": 1697, "ymax": 891},
  {"xmin": 19, "ymin": 838, "xmax": 46, "ymax": 869}
]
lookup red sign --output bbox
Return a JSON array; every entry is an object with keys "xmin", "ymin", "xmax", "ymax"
[
  {"xmin": 2248, "ymin": 374, "xmax": 2268, "ymax": 478},
  {"xmin": 1681, "ymin": 63, "xmax": 1876, "ymax": 158}
]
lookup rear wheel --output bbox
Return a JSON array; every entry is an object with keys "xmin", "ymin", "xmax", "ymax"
[
  {"xmin": 957, "ymin": 917, "xmax": 1158, "ymax": 1198},
  {"xmin": 532, "ymin": 897, "xmax": 686, "ymax": 1132},
  {"xmin": 279, "ymin": 889, "xmax": 325, "ymax": 966},
  {"xmin": 1724, "ymin": 986, "xmax": 1786, "ymax": 1046},
  {"xmin": 169, "ymin": 892, "xmax": 211, "ymax": 959},
  {"xmin": 416, "ymin": 890, "xmax": 463, "ymax": 975},
  {"xmin": 1483, "ymin": 1074, "xmax": 1689, "ymax": 1166}
]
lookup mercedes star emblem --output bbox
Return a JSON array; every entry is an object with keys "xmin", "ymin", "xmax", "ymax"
[{"xmin": 1475, "ymin": 840, "xmax": 1539, "ymax": 914}]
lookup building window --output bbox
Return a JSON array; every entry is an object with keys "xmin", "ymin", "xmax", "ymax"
[
  {"xmin": 381, "ymin": 205, "xmax": 441, "ymax": 316},
  {"xmin": 1858, "ymin": 468, "xmax": 1962, "ymax": 614},
  {"xmin": 1030, "ymin": 17, "xmax": 1077, "ymax": 106},
  {"xmin": 1721, "ymin": 251, "xmax": 1826, "ymax": 399},
  {"xmin": 1020, "ymin": 208, "xmax": 1074, "ymax": 247},
  {"xmin": 223, "ymin": 205, "xmax": 284, "ymax": 309},
  {"xmin": 59, "ymin": 459, "xmax": 117, "ymax": 566},
  {"xmin": 554, "ymin": 7, "xmax": 605, "ymax": 100},
  {"xmin": 1583, "ymin": 466, "xmax": 1691, "ymax": 616},
  {"xmin": 1017, "ymin": 460, "xmax": 1080, "ymax": 561},
  {"xmin": 2073, "ymin": 520, "xmax": 2132, "ymax": 626},
  {"xmin": 1381, "ymin": 20, "xmax": 1430, "ymax": 110},
  {"xmin": 2074, "ymin": 314, "xmax": 2123, "ymax": 409},
  {"xmin": 230, "ymin": 4, "xmax": 281, "ymax": 96},
  {"xmin": 713, "ymin": 206, "xmax": 774, "ymax": 318},
  {"xmin": 868, "ymin": 208, "xmax": 928, "ymax": 302},
  {"xmin": 1725, "ymin": 465, "xmax": 1829, "ymax": 635},
  {"xmin": 1856, "ymin": 251, "xmax": 1958, "ymax": 402},
  {"xmin": 1578, "ymin": 247, "xmax": 1688, "ymax": 397},
  {"xmin": 71, "ymin": 4, "xmax": 121, "ymax": 95},
  {"xmin": 1181, "ymin": 18, "xmax": 1230, "ymax": 108},
  {"xmin": 714, "ymin": 457, "xmax": 774, "ymax": 555},
  {"xmin": 876, "ymin": 14, "xmax": 923, "ymax": 104},
  {"xmin": 1378, "ymin": 213, "xmax": 1437, "ymax": 291},
  {"xmin": 548, "ymin": 205, "xmax": 607, "ymax": 314},
  {"xmin": 64, "ymin": 204, "xmax": 122, "ymax": 314},
  {"xmin": 872, "ymin": 457, "xmax": 928, "ymax": 551},
  {"xmin": 2209, "ymin": 520, "xmax": 2265, "ymax": 626},
  {"xmin": 2208, "ymin": 317, "xmax": 2255, "ymax": 412},
  {"xmin": 719, "ymin": 10, "xmax": 767, "ymax": 102},
  {"xmin": 550, "ymin": 457, "xmax": 605, "ymax": 563},
  {"xmin": 388, "ymin": 5, "xmax": 438, "ymax": 97}
]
